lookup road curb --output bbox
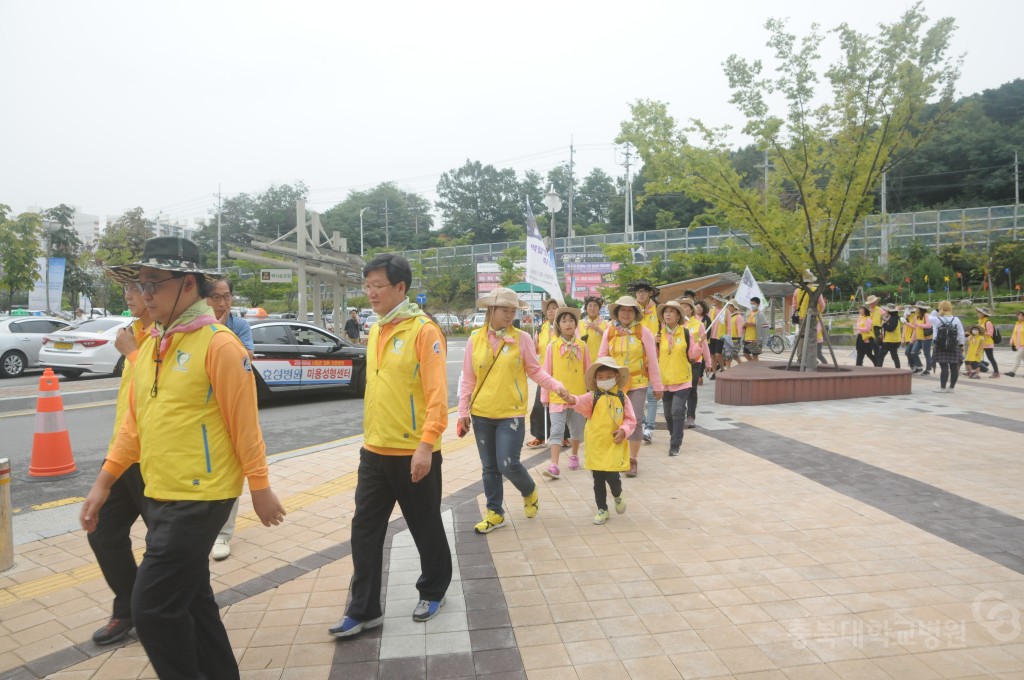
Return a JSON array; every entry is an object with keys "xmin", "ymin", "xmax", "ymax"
[{"xmin": 0, "ymin": 387, "xmax": 119, "ymax": 414}]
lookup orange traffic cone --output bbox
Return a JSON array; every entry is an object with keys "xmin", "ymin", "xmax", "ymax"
[{"xmin": 28, "ymin": 368, "xmax": 79, "ymax": 479}]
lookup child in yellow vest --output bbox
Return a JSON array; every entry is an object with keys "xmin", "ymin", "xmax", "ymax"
[
  {"xmin": 541, "ymin": 307, "xmax": 590, "ymax": 478},
  {"xmin": 579, "ymin": 296, "xmax": 608, "ymax": 367},
  {"xmin": 657, "ymin": 301, "xmax": 705, "ymax": 456},
  {"xmin": 565, "ymin": 357, "xmax": 637, "ymax": 525},
  {"xmin": 528, "ymin": 298, "xmax": 562, "ymax": 447},
  {"xmin": 965, "ymin": 324, "xmax": 986, "ymax": 378}
]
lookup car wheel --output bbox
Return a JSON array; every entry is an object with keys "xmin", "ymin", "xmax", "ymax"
[
  {"xmin": 57, "ymin": 369, "xmax": 84, "ymax": 379},
  {"xmin": 354, "ymin": 366, "xmax": 366, "ymax": 397},
  {"xmin": 1, "ymin": 350, "xmax": 26, "ymax": 378},
  {"xmin": 255, "ymin": 373, "xmax": 273, "ymax": 404},
  {"xmin": 113, "ymin": 356, "xmax": 125, "ymax": 377}
]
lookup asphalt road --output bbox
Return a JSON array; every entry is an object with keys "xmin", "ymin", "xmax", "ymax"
[{"xmin": 0, "ymin": 340, "xmax": 467, "ymax": 512}]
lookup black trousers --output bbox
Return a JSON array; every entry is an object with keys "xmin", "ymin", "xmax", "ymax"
[
  {"xmin": 347, "ymin": 449, "xmax": 452, "ymax": 621},
  {"xmin": 939, "ymin": 361, "xmax": 961, "ymax": 389},
  {"xmin": 88, "ymin": 463, "xmax": 147, "ymax": 620},
  {"xmin": 662, "ymin": 388, "xmax": 691, "ymax": 449},
  {"xmin": 855, "ymin": 337, "xmax": 873, "ymax": 366},
  {"xmin": 133, "ymin": 497, "xmax": 237, "ymax": 680},
  {"xmin": 875, "ymin": 342, "xmax": 901, "ymax": 368},
  {"xmin": 592, "ymin": 471, "xmax": 623, "ymax": 511},
  {"xmin": 985, "ymin": 347, "xmax": 1000, "ymax": 372}
]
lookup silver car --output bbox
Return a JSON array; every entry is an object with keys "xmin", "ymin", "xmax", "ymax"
[
  {"xmin": 0, "ymin": 316, "xmax": 72, "ymax": 378},
  {"xmin": 38, "ymin": 317, "xmax": 134, "ymax": 378}
]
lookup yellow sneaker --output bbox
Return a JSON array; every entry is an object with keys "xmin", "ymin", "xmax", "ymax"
[
  {"xmin": 614, "ymin": 496, "xmax": 626, "ymax": 514},
  {"xmin": 523, "ymin": 488, "xmax": 539, "ymax": 518},
  {"xmin": 474, "ymin": 510, "xmax": 506, "ymax": 534},
  {"xmin": 593, "ymin": 509, "xmax": 610, "ymax": 525}
]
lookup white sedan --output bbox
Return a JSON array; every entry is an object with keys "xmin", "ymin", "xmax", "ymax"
[
  {"xmin": 38, "ymin": 317, "xmax": 135, "ymax": 378},
  {"xmin": 0, "ymin": 316, "xmax": 72, "ymax": 378}
]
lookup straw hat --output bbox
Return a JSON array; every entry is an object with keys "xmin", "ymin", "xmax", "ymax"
[
  {"xmin": 584, "ymin": 356, "xmax": 630, "ymax": 392},
  {"xmin": 975, "ymin": 306, "xmax": 992, "ymax": 317},
  {"xmin": 802, "ymin": 269, "xmax": 817, "ymax": 283},
  {"xmin": 883, "ymin": 303, "xmax": 898, "ymax": 312},
  {"xmin": 725, "ymin": 299, "xmax": 741, "ymax": 311},
  {"xmin": 657, "ymin": 300, "xmax": 686, "ymax": 325},
  {"xmin": 865, "ymin": 295, "xmax": 880, "ymax": 306},
  {"xmin": 676, "ymin": 297, "xmax": 696, "ymax": 312},
  {"xmin": 553, "ymin": 306, "xmax": 581, "ymax": 323},
  {"xmin": 916, "ymin": 302, "xmax": 931, "ymax": 311},
  {"xmin": 608, "ymin": 295, "xmax": 642, "ymax": 319},
  {"xmin": 476, "ymin": 287, "xmax": 529, "ymax": 310}
]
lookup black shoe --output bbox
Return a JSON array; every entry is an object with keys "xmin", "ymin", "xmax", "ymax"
[
  {"xmin": 1007, "ymin": 372, "xmax": 1016, "ymax": 377},
  {"xmin": 668, "ymin": 447, "xmax": 680, "ymax": 457},
  {"xmin": 92, "ymin": 617, "xmax": 133, "ymax": 645},
  {"xmin": 709, "ymin": 373, "xmax": 716, "ymax": 381}
]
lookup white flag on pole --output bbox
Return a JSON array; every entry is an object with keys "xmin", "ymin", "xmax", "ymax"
[
  {"xmin": 733, "ymin": 266, "xmax": 766, "ymax": 309},
  {"xmin": 524, "ymin": 199, "xmax": 565, "ymax": 306}
]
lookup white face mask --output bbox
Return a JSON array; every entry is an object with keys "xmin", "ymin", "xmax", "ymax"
[
  {"xmin": 596, "ymin": 378, "xmax": 618, "ymax": 391},
  {"xmin": 972, "ymin": 330, "xmax": 979, "ymax": 336}
]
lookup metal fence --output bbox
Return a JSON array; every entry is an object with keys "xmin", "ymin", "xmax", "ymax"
[{"xmin": 403, "ymin": 204, "xmax": 1022, "ymax": 277}]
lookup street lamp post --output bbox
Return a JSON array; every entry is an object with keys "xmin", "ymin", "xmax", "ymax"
[
  {"xmin": 542, "ymin": 184, "xmax": 562, "ymax": 269},
  {"xmin": 359, "ymin": 206, "xmax": 370, "ymax": 258}
]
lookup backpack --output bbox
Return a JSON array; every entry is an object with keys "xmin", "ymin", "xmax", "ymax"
[
  {"xmin": 593, "ymin": 389, "xmax": 626, "ymax": 409},
  {"xmin": 935, "ymin": 317, "xmax": 958, "ymax": 352},
  {"xmin": 992, "ymin": 325, "xmax": 1002, "ymax": 345}
]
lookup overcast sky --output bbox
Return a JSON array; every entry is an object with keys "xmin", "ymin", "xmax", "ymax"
[{"xmin": 2, "ymin": 0, "xmax": 1020, "ymax": 226}]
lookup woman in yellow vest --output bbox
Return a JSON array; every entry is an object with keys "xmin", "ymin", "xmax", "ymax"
[
  {"xmin": 579, "ymin": 295, "xmax": 608, "ymax": 367},
  {"xmin": 1006, "ymin": 310, "xmax": 1024, "ymax": 377},
  {"xmin": 541, "ymin": 307, "xmax": 590, "ymax": 478},
  {"xmin": 723, "ymin": 300, "xmax": 745, "ymax": 368},
  {"xmin": 875, "ymin": 304, "xmax": 902, "ymax": 368},
  {"xmin": 657, "ymin": 301, "xmax": 704, "ymax": 457},
  {"xmin": 976, "ymin": 307, "xmax": 1000, "ymax": 377},
  {"xmin": 528, "ymin": 298, "xmax": 562, "ymax": 447},
  {"xmin": 902, "ymin": 305, "xmax": 918, "ymax": 370},
  {"xmin": 853, "ymin": 305, "xmax": 874, "ymax": 366},
  {"xmin": 598, "ymin": 295, "xmax": 663, "ymax": 477},
  {"xmin": 458, "ymin": 288, "xmax": 567, "ymax": 535},
  {"xmin": 628, "ymin": 279, "xmax": 661, "ymax": 444},
  {"xmin": 564, "ymin": 357, "xmax": 636, "ymax": 525},
  {"xmin": 679, "ymin": 298, "xmax": 711, "ymax": 430}
]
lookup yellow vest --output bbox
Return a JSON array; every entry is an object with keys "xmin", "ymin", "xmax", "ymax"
[
  {"xmin": 364, "ymin": 316, "xmax": 439, "ymax": 450},
  {"xmin": 902, "ymin": 319, "xmax": 914, "ymax": 343},
  {"xmin": 870, "ymin": 306, "xmax": 882, "ymax": 328},
  {"xmin": 795, "ymin": 286, "xmax": 818, "ymax": 319},
  {"xmin": 548, "ymin": 336, "xmax": 587, "ymax": 405},
  {"xmin": 639, "ymin": 302, "xmax": 659, "ymax": 338},
  {"xmin": 606, "ymin": 327, "xmax": 649, "ymax": 391},
  {"xmin": 469, "ymin": 327, "xmax": 529, "ymax": 418},
  {"xmin": 132, "ymin": 324, "xmax": 241, "ymax": 500},
  {"xmin": 966, "ymin": 334, "xmax": 985, "ymax": 361},
  {"xmin": 882, "ymin": 318, "xmax": 902, "ymax": 343},
  {"xmin": 109, "ymin": 319, "xmax": 149, "ymax": 450},
  {"xmin": 537, "ymin": 322, "xmax": 558, "ymax": 356},
  {"xmin": 744, "ymin": 311, "xmax": 758, "ymax": 341},
  {"xmin": 659, "ymin": 325, "xmax": 693, "ymax": 386},
  {"xmin": 584, "ymin": 391, "xmax": 630, "ymax": 472},
  {"xmin": 580, "ymin": 316, "xmax": 607, "ymax": 363}
]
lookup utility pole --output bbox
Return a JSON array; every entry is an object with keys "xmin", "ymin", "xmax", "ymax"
[
  {"xmin": 1014, "ymin": 151, "xmax": 1019, "ymax": 239},
  {"xmin": 622, "ymin": 142, "xmax": 633, "ymax": 235},
  {"xmin": 754, "ymin": 150, "xmax": 774, "ymax": 209},
  {"xmin": 879, "ymin": 172, "xmax": 889, "ymax": 264},
  {"xmin": 383, "ymin": 198, "xmax": 390, "ymax": 249},
  {"xmin": 567, "ymin": 136, "xmax": 575, "ymax": 238},
  {"xmin": 216, "ymin": 183, "xmax": 222, "ymax": 271}
]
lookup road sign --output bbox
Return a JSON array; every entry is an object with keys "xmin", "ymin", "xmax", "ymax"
[
  {"xmin": 260, "ymin": 269, "xmax": 292, "ymax": 283},
  {"xmin": 416, "ymin": 293, "xmax": 427, "ymax": 305}
]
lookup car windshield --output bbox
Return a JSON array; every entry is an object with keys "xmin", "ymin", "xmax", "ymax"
[{"xmin": 69, "ymin": 318, "xmax": 125, "ymax": 333}]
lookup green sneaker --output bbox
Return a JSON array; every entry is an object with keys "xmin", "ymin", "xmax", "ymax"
[
  {"xmin": 614, "ymin": 496, "xmax": 626, "ymax": 514},
  {"xmin": 593, "ymin": 509, "xmax": 610, "ymax": 525},
  {"xmin": 523, "ymin": 488, "xmax": 539, "ymax": 518},
  {"xmin": 474, "ymin": 510, "xmax": 506, "ymax": 534}
]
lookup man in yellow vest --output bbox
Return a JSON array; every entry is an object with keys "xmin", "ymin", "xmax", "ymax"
[
  {"xmin": 330, "ymin": 253, "xmax": 452, "ymax": 638},
  {"xmin": 80, "ymin": 237, "xmax": 285, "ymax": 680}
]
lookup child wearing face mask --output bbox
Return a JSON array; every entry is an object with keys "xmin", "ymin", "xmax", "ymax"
[
  {"xmin": 565, "ymin": 357, "xmax": 637, "ymax": 525},
  {"xmin": 965, "ymin": 324, "xmax": 985, "ymax": 378}
]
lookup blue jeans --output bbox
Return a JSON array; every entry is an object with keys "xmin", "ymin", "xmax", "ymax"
[
  {"xmin": 472, "ymin": 416, "xmax": 533, "ymax": 514},
  {"xmin": 912, "ymin": 338, "xmax": 933, "ymax": 372},
  {"xmin": 644, "ymin": 385, "xmax": 658, "ymax": 434}
]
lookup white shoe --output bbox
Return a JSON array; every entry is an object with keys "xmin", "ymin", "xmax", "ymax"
[
  {"xmin": 932, "ymin": 388, "xmax": 947, "ymax": 393},
  {"xmin": 211, "ymin": 538, "xmax": 231, "ymax": 561}
]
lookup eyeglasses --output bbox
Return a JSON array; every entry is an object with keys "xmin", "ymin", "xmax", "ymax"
[
  {"xmin": 207, "ymin": 293, "xmax": 233, "ymax": 302},
  {"xmin": 135, "ymin": 277, "xmax": 178, "ymax": 295},
  {"xmin": 361, "ymin": 282, "xmax": 396, "ymax": 294}
]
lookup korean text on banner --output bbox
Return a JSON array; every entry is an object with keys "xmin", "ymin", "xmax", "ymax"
[
  {"xmin": 524, "ymin": 199, "xmax": 565, "ymax": 306},
  {"xmin": 733, "ymin": 266, "xmax": 766, "ymax": 309}
]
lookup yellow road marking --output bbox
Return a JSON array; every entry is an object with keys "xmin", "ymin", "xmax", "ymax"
[
  {"xmin": 32, "ymin": 497, "xmax": 85, "ymax": 510},
  {"xmin": 0, "ymin": 427, "xmax": 479, "ymax": 607}
]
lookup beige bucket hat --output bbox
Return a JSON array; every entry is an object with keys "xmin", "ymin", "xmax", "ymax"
[
  {"xmin": 802, "ymin": 269, "xmax": 817, "ymax": 283},
  {"xmin": 657, "ymin": 300, "xmax": 686, "ymax": 325},
  {"xmin": 608, "ymin": 295, "xmax": 642, "ymax": 320},
  {"xmin": 865, "ymin": 295, "xmax": 880, "ymax": 306},
  {"xmin": 584, "ymin": 356, "xmax": 630, "ymax": 392},
  {"xmin": 476, "ymin": 287, "xmax": 529, "ymax": 310},
  {"xmin": 553, "ymin": 306, "xmax": 581, "ymax": 323}
]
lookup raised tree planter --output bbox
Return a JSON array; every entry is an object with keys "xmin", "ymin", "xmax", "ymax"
[{"xmin": 714, "ymin": 362, "xmax": 911, "ymax": 406}]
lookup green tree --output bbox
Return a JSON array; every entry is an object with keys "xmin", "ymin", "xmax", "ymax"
[
  {"xmin": 0, "ymin": 209, "xmax": 44, "ymax": 311},
  {"xmin": 496, "ymin": 246, "xmax": 526, "ymax": 286},
  {"xmin": 94, "ymin": 207, "xmax": 153, "ymax": 266},
  {"xmin": 597, "ymin": 244, "xmax": 661, "ymax": 300},
  {"xmin": 193, "ymin": 183, "xmax": 309, "ymax": 261},
  {"xmin": 435, "ymin": 160, "xmax": 524, "ymax": 243},
  {"xmin": 410, "ymin": 255, "xmax": 475, "ymax": 316},
  {"xmin": 618, "ymin": 4, "xmax": 961, "ymax": 370},
  {"xmin": 320, "ymin": 182, "xmax": 435, "ymax": 254}
]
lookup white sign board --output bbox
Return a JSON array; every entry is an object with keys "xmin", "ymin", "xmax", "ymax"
[{"xmin": 260, "ymin": 269, "xmax": 292, "ymax": 283}]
